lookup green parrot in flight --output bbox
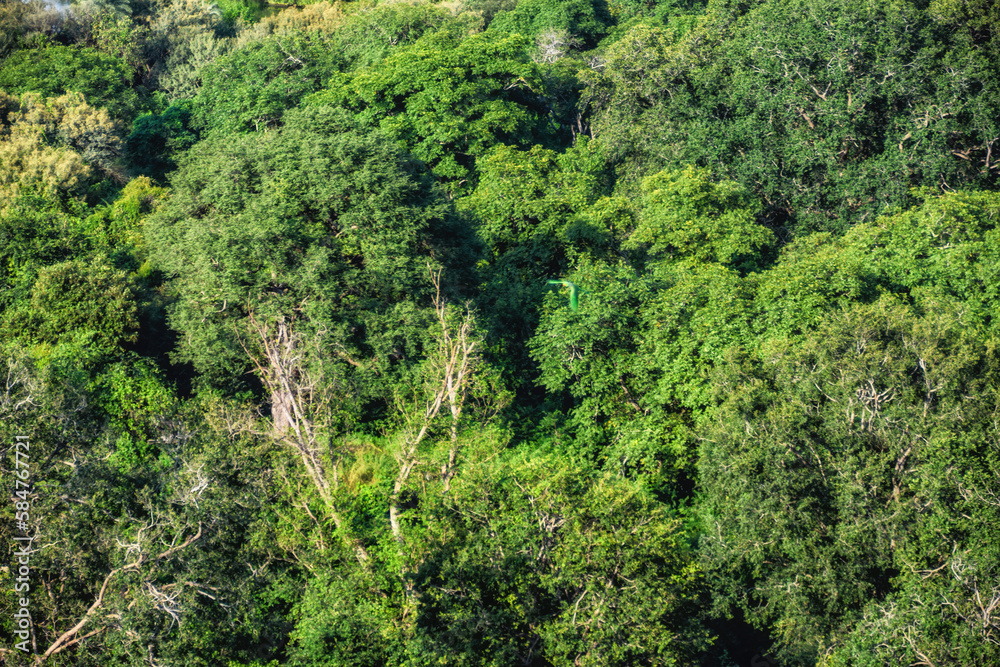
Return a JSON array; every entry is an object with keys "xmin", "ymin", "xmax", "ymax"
[{"xmin": 547, "ymin": 279, "xmax": 581, "ymax": 312}]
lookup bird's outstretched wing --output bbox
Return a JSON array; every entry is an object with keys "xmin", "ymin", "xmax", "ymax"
[{"xmin": 546, "ymin": 279, "xmax": 580, "ymax": 311}]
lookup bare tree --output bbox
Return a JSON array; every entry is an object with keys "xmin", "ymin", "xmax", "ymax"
[
  {"xmin": 241, "ymin": 312, "xmax": 370, "ymax": 563},
  {"xmin": 389, "ymin": 269, "xmax": 482, "ymax": 545}
]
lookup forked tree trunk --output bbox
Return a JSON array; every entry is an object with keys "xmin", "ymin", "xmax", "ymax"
[
  {"xmin": 243, "ymin": 313, "xmax": 369, "ymax": 563},
  {"xmin": 389, "ymin": 271, "xmax": 479, "ymax": 546}
]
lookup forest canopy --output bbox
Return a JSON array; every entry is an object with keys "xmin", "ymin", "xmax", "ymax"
[{"xmin": 1, "ymin": 0, "xmax": 998, "ymax": 666}]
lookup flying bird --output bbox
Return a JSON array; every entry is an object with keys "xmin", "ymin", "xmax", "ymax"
[{"xmin": 547, "ymin": 279, "xmax": 581, "ymax": 312}]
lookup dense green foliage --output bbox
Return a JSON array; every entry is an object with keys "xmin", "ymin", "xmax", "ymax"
[
  {"xmin": 2, "ymin": 0, "xmax": 999, "ymax": 665},
  {"xmin": 0, "ymin": 45, "xmax": 140, "ymax": 119},
  {"xmin": 147, "ymin": 106, "xmax": 465, "ymax": 396}
]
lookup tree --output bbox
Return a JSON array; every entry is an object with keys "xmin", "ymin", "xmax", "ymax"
[
  {"xmin": 13, "ymin": 91, "xmax": 125, "ymax": 170},
  {"xmin": 0, "ymin": 192, "xmax": 91, "ymax": 314},
  {"xmin": 584, "ymin": 0, "xmax": 1000, "ymax": 232},
  {"xmin": 463, "ymin": 141, "xmax": 607, "ymax": 255},
  {"xmin": 0, "ymin": 347, "xmax": 290, "ymax": 667},
  {"xmin": 699, "ymin": 294, "xmax": 1000, "ymax": 664},
  {"xmin": 308, "ymin": 29, "xmax": 548, "ymax": 186},
  {"xmin": 862, "ymin": 188, "xmax": 1000, "ymax": 334},
  {"xmin": 192, "ymin": 32, "xmax": 338, "ymax": 134},
  {"xmin": 408, "ymin": 451, "xmax": 709, "ymax": 666},
  {"xmin": 16, "ymin": 259, "xmax": 139, "ymax": 350},
  {"xmin": 86, "ymin": 8, "xmax": 145, "ymax": 68},
  {"xmin": 460, "ymin": 139, "xmax": 614, "ymax": 392},
  {"xmin": 0, "ymin": 44, "xmax": 139, "ymax": 119},
  {"xmin": 125, "ymin": 101, "xmax": 198, "ymax": 178},
  {"xmin": 0, "ymin": 120, "xmax": 93, "ymax": 204},
  {"xmin": 0, "ymin": 91, "xmax": 128, "ymax": 206},
  {"xmin": 624, "ymin": 165, "xmax": 771, "ymax": 265},
  {"xmin": 320, "ymin": 0, "xmax": 452, "ymax": 71},
  {"xmin": 144, "ymin": 0, "xmax": 230, "ymax": 96},
  {"xmin": 487, "ymin": 0, "xmax": 613, "ymax": 48},
  {"xmin": 145, "ymin": 103, "xmax": 481, "ymax": 568},
  {"xmin": 148, "ymin": 106, "xmax": 469, "ymax": 397},
  {"xmin": 0, "ymin": 0, "xmax": 76, "ymax": 60},
  {"xmin": 526, "ymin": 167, "xmax": 771, "ymax": 490}
]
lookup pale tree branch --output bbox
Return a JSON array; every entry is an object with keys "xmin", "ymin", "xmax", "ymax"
[
  {"xmin": 239, "ymin": 312, "xmax": 369, "ymax": 563},
  {"xmin": 390, "ymin": 267, "xmax": 480, "ymax": 545},
  {"xmin": 41, "ymin": 523, "xmax": 203, "ymax": 660}
]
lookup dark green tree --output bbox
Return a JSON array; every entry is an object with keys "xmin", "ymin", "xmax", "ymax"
[
  {"xmin": 408, "ymin": 451, "xmax": 709, "ymax": 666},
  {"xmin": 308, "ymin": 29, "xmax": 548, "ymax": 186},
  {"xmin": 584, "ymin": 0, "xmax": 1000, "ymax": 232},
  {"xmin": 147, "ymin": 104, "xmax": 473, "ymax": 418},
  {"xmin": 0, "ymin": 348, "xmax": 289, "ymax": 666},
  {"xmin": 192, "ymin": 32, "xmax": 339, "ymax": 135},
  {"xmin": 699, "ymin": 294, "xmax": 1000, "ymax": 665}
]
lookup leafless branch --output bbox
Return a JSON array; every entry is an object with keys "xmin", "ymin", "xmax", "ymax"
[
  {"xmin": 390, "ymin": 267, "xmax": 480, "ymax": 544},
  {"xmin": 42, "ymin": 524, "xmax": 203, "ymax": 660}
]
